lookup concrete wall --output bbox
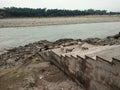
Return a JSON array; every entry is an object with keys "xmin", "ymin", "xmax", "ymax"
[
  {"xmin": 85, "ymin": 56, "xmax": 120, "ymax": 90},
  {"xmin": 39, "ymin": 51, "xmax": 120, "ymax": 90}
]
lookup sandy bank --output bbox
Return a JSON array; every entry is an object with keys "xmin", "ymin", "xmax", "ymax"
[{"xmin": 0, "ymin": 15, "xmax": 120, "ymax": 28}]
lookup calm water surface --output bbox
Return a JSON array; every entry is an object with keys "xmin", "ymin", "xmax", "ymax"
[{"xmin": 0, "ymin": 22, "xmax": 120, "ymax": 51}]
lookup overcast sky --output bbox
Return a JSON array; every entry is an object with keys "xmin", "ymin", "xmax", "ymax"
[{"xmin": 0, "ymin": 0, "xmax": 120, "ymax": 11}]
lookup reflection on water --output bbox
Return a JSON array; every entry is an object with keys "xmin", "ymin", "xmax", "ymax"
[{"xmin": 0, "ymin": 22, "xmax": 120, "ymax": 50}]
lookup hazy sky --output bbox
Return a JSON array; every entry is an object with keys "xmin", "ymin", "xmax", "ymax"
[{"xmin": 0, "ymin": 0, "xmax": 120, "ymax": 11}]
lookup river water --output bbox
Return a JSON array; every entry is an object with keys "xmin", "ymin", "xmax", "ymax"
[{"xmin": 0, "ymin": 22, "xmax": 120, "ymax": 51}]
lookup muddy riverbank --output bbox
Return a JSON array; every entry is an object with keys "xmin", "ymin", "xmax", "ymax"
[
  {"xmin": 0, "ymin": 32, "xmax": 120, "ymax": 67},
  {"xmin": 0, "ymin": 32, "xmax": 120, "ymax": 90}
]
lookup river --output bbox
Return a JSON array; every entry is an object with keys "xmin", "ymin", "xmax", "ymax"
[{"xmin": 0, "ymin": 22, "xmax": 120, "ymax": 51}]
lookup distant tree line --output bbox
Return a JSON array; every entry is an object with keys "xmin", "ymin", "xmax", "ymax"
[{"xmin": 0, "ymin": 7, "xmax": 120, "ymax": 18}]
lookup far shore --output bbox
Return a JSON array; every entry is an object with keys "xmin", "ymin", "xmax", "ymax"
[{"xmin": 0, "ymin": 15, "xmax": 120, "ymax": 28}]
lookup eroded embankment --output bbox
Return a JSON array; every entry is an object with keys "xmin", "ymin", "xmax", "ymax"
[
  {"xmin": 0, "ymin": 32, "xmax": 120, "ymax": 68},
  {"xmin": 0, "ymin": 32, "xmax": 120, "ymax": 90},
  {"xmin": 0, "ymin": 41, "xmax": 83, "ymax": 90}
]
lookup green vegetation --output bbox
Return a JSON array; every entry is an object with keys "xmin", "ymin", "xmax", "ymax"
[{"xmin": 0, "ymin": 7, "xmax": 120, "ymax": 18}]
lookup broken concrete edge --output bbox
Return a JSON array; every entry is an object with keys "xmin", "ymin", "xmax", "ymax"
[
  {"xmin": 39, "ymin": 51, "xmax": 85, "ymax": 88},
  {"xmin": 40, "ymin": 49, "xmax": 120, "ymax": 90}
]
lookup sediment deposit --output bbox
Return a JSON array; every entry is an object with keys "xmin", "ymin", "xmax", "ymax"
[{"xmin": 0, "ymin": 15, "xmax": 120, "ymax": 28}]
